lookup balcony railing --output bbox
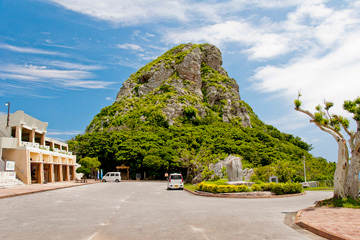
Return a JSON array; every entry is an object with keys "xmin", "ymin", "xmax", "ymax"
[
  {"xmin": 23, "ymin": 143, "xmax": 73, "ymax": 156},
  {"xmin": 22, "ymin": 142, "xmax": 39, "ymax": 148},
  {"xmin": 39, "ymin": 145, "xmax": 50, "ymax": 151}
]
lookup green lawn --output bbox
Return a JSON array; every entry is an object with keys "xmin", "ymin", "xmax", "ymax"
[
  {"xmin": 184, "ymin": 183, "xmax": 197, "ymax": 192},
  {"xmin": 304, "ymin": 187, "xmax": 334, "ymax": 191},
  {"xmin": 316, "ymin": 197, "xmax": 360, "ymax": 209}
]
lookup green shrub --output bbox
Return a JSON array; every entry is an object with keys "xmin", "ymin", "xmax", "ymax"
[
  {"xmin": 196, "ymin": 182, "xmax": 205, "ymax": 191},
  {"xmin": 204, "ymin": 179, "xmax": 229, "ymax": 185},
  {"xmin": 272, "ymin": 183, "xmax": 285, "ymax": 195},
  {"xmin": 271, "ymin": 182, "xmax": 302, "ymax": 195},
  {"xmin": 217, "ymin": 185, "xmax": 229, "ymax": 193},
  {"xmin": 235, "ymin": 185, "xmax": 250, "ymax": 192},
  {"xmin": 209, "ymin": 185, "xmax": 218, "ymax": 193},
  {"xmin": 251, "ymin": 184, "xmax": 261, "ymax": 191},
  {"xmin": 197, "ymin": 182, "xmax": 302, "ymax": 195},
  {"xmin": 228, "ymin": 185, "xmax": 236, "ymax": 193},
  {"xmin": 261, "ymin": 182, "xmax": 276, "ymax": 191}
]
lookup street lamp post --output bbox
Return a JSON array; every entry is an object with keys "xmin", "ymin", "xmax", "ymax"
[
  {"xmin": 5, "ymin": 102, "xmax": 10, "ymax": 128},
  {"xmin": 303, "ymin": 156, "xmax": 307, "ymax": 182}
]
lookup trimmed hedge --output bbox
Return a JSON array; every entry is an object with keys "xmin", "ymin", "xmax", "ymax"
[{"xmin": 196, "ymin": 182, "xmax": 302, "ymax": 195}]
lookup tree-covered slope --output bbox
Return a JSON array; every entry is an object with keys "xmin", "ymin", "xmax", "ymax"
[{"xmin": 69, "ymin": 43, "xmax": 335, "ymax": 182}]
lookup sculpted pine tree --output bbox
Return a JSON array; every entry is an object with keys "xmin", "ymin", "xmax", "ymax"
[{"xmin": 294, "ymin": 94, "xmax": 360, "ymax": 199}]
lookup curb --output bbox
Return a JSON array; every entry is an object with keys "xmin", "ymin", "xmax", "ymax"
[
  {"xmin": 295, "ymin": 208, "xmax": 347, "ymax": 240},
  {"xmin": 183, "ymin": 188, "xmax": 306, "ymax": 198},
  {"xmin": 0, "ymin": 181, "xmax": 100, "ymax": 199}
]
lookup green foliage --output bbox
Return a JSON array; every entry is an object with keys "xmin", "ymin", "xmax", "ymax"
[
  {"xmin": 76, "ymin": 157, "xmax": 101, "ymax": 176},
  {"xmin": 73, "ymin": 46, "xmax": 335, "ymax": 182},
  {"xmin": 316, "ymin": 197, "xmax": 360, "ymax": 209},
  {"xmin": 70, "ymin": 119, "xmax": 335, "ymax": 181},
  {"xmin": 343, "ymin": 97, "xmax": 360, "ymax": 121},
  {"xmin": 201, "ymin": 166, "xmax": 214, "ymax": 180},
  {"xmin": 251, "ymin": 184, "xmax": 262, "ymax": 191},
  {"xmin": 270, "ymin": 182, "xmax": 302, "ymax": 195},
  {"xmin": 183, "ymin": 106, "xmax": 198, "ymax": 119},
  {"xmin": 294, "ymin": 99, "xmax": 302, "ymax": 109},
  {"xmin": 196, "ymin": 182, "xmax": 301, "ymax": 195}
]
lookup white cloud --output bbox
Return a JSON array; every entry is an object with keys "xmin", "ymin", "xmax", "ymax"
[
  {"xmin": 0, "ymin": 64, "xmax": 114, "ymax": 89},
  {"xmin": 0, "ymin": 44, "xmax": 65, "ymax": 56},
  {"xmin": 46, "ymin": 130, "xmax": 82, "ymax": 136},
  {"xmin": 105, "ymin": 97, "xmax": 112, "ymax": 100},
  {"xmin": 251, "ymin": 31, "xmax": 360, "ymax": 120},
  {"xmin": 47, "ymin": 61, "xmax": 103, "ymax": 70},
  {"xmin": 43, "ymin": 39, "xmax": 75, "ymax": 49},
  {"xmin": 116, "ymin": 43, "xmax": 144, "ymax": 51},
  {"xmin": 50, "ymin": 0, "xmax": 189, "ymax": 25}
]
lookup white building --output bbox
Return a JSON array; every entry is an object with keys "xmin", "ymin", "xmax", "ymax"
[{"xmin": 0, "ymin": 111, "xmax": 77, "ymax": 184}]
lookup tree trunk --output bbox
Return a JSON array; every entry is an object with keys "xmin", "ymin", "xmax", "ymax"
[
  {"xmin": 346, "ymin": 148, "xmax": 360, "ymax": 199},
  {"xmin": 333, "ymin": 139, "xmax": 349, "ymax": 198}
]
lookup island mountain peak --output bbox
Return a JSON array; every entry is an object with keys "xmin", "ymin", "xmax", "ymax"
[{"xmin": 87, "ymin": 43, "xmax": 252, "ymax": 132}]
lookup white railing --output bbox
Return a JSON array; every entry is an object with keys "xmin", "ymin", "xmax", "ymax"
[
  {"xmin": 39, "ymin": 145, "xmax": 50, "ymax": 151},
  {"xmin": 21, "ymin": 142, "xmax": 74, "ymax": 157},
  {"xmin": 22, "ymin": 142, "xmax": 40, "ymax": 148}
]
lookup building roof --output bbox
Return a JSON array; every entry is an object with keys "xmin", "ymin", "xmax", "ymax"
[{"xmin": 0, "ymin": 110, "xmax": 48, "ymax": 133}]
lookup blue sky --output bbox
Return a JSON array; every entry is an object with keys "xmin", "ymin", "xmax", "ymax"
[{"xmin": 1, "ymin": 0, "xmax": 360, "ymax": 163}]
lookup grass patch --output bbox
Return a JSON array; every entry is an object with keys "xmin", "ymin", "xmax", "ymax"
[
  {"xmin": 305, "ymin": 187, "xmax": 334, "ymax": 191},
  {"xmin": 184, "ymin": 183, "xmax": 197, "ymax": 192},
  {"xmin": 316, "ymin": 197, "xmax": 360, "ymax": 209},
  {"xmin": 203, "ymin": 179, "xmax": 229, "ymax": 185}
]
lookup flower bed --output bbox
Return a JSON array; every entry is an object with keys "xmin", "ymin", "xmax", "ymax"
[{"xmin": 196, "ymin": 182, "xmax": 302, "ymax": 195}]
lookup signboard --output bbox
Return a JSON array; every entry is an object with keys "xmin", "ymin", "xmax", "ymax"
[
  {"xmin": 269, "ymin": 176, "xmax": 278, "ymax": 183},
  {"xmin": 5, "ymin": 161, "xmax": 15, "ymax": 171}
]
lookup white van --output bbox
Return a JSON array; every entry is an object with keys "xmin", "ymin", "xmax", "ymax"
[
  {"xmin": 102, "ymin": 172, "xmax": 121, "ymax": 182},
  {"xmin": 167, "ymin": 173, "xmax": 183, "ymax": 190}
]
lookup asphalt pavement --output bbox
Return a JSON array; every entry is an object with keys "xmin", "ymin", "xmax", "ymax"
[{"xmin": 0, "ymin": 181, "xmax": 332, "ymax": 240}]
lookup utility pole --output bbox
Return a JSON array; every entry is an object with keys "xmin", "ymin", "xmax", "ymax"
[
  {"xmin": 5, "ymin": 102, "xmax": 10, "ymax": 128},
  {"xmin": 303, "ymin": 156, "xmax": 307, "ymax": 182}
]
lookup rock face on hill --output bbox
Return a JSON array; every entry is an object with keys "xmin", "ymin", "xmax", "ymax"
[{"xmin": 87, "ymin": 43, "xmax": 252, "ymax": 132}]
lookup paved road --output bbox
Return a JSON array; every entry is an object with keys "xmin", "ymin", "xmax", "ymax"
[{"xmin": 0, "ymin": 182, "xmax": 332, "ymax": 240}]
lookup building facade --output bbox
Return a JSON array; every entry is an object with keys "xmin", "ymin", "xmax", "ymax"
[{"xmin": 0, "ymin": 111, "xmax": 77, "ymax": 185}]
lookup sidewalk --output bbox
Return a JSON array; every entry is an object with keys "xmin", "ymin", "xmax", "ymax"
[
  {"xmin": 0, "ymin": 179, "xmax": 99, "ymax": 199},
  {"xmin": 296, "ymin": 207, "xmax": 360, "ymax": 240}
]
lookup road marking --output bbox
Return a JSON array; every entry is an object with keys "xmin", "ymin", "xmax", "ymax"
[
  {"xmin": 190, "ymin": 225, "xmax": 210, "ymax": 240},
  {"xmin": 100, "ymin": 221, "xmax": 111, "ymax": 226},
  {"xmin": 88, "ymin": 232, "xmax": 98, "ymax": 240},
  {"xmin": 121, "ymin": 196, "xmax": 130, "ymax": 202}
]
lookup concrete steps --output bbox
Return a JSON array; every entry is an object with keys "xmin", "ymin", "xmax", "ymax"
[{"xmin": 0, "ymin": 178, "xmax": 25, "ymax": 189}]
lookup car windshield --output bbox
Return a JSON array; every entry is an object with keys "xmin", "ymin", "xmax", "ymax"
[{"xmin": 171, "ymin": 175, "xmax": 182, "ymax": 180}]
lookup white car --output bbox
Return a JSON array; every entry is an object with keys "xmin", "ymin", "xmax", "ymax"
[
  {"xmin": 167, "ymin": 173, "xmax": 183, "ymax": 190},
  {"xmin": 102, "ymin": 172, "xmax": 121, "ymax": 182}
]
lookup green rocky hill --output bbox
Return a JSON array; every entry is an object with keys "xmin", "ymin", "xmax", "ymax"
[{"xmin": 69, "ymin": 43, "xmax": 335, "ymax": 182}]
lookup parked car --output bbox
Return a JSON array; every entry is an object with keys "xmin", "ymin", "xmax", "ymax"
[
  {"xmin": 102, "ymin": 172, "xmax": 121, "ymax": 182},
  {"xmin": 167, "ymin": 173, "xmax": 183, "ymax": 190}
]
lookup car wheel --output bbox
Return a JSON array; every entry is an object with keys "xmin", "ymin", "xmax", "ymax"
[
  {"xmin": 115, "ymin": 179, "xmax": 119, "ymax": 182},
  {"xmin": 102, "ymin": 179, "xmax": 106, "ymax": 182}
]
